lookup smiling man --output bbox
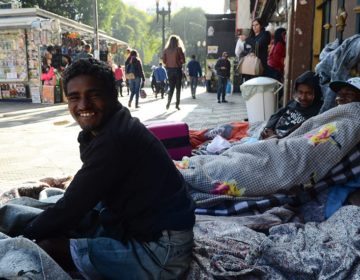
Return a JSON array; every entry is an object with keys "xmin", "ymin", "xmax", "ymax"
[
  {"xmin": 329, "ymin": 77, "xmax": 360, "ymax": 105},
  {"xmin": 22, "ymin": 58, "xmax": 195, "ymax": 279},
  {"xmin": 260, "ymin": 71, "xmax": 323, "ymax": 140}
]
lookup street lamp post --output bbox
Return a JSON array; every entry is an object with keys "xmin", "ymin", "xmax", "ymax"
[
  {"xmin": 156, "ymin": 0, "xmax": 171, "ymax": 54},
  {"xmin": 93, "ymin": 0, "xmax": 99, "ymax": 59}
]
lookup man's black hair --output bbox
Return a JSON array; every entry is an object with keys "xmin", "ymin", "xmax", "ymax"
[
  {"xmin": 191, "ymin": 55, "xmax": 196, "ymax": 59},
  {"xmin": 62, "ymin": 58, "xmax": 117, "ymax": 101}
]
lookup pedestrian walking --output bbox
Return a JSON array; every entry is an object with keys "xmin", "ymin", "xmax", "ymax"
[
  {"xmin": 187, "ymin": 55, "xmax": 202, "ymax": 99},
  {"xmin": 214, "ymin": 52, "xmax": 231, "ymax": 103},
  {"xmin": 162, "ymin": 34, "xmax": 186, "ymax": 110},
  {"xmin": 114, "ymin": 64, "xmax": 124, "ymax": 97},
  {"xmin": 125, "ymin": 50, "xmax": 145, "ymax": 108},
  {"xmin": 153, "ymin": 62, "xmax": 168, "ymax": 99}
]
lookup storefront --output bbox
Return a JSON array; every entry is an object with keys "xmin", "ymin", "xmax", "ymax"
[{"xmin": 0, "ymin": 7, "xmax": 127, "ymax": 103}]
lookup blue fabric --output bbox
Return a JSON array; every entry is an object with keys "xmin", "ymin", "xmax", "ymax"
[
  {"xmin": 154, "ymin": 67, "xmax": 167, "ymax": 82},
  {"xmin": 187, "ymin": 60, "xmax": 202, "ymax": 77},
  {"xmin": 70, "ymin": 230, "xmax": 194, "ymax": 280},
  {"xmin": 217, "ymin": 76, "xmax": 227, "ymax": 101},
  {"xmin": 129, "ymin": 77, "xmax": 141, "ymax": 104},
  {"xmin": 325, "ymin": 175, "xmax": 360, "ymax": 218}
]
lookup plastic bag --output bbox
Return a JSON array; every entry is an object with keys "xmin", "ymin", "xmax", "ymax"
[
  {"xmin": 140, "ymin": 89, "xmax": 147, "ymax": 99},
  {"xmin": 226, "ymin": 80, "xmax": 232, "ymax": 95},
  {"xmin": 206, "ymin": 135, "xmax": 231, "ymax": 153}
]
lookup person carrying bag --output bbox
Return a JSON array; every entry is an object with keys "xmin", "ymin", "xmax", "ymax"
[
  {"xmin": 237, "ymin": 42, "xmax": 263, "ymax": 76},
  {"xmin": 237, "ymin": 18, "xmax": 271, "ymax": 80}
]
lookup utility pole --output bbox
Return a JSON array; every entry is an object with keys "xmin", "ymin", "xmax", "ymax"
[{"xmin": 93, "ymin": 0, "xmax": 99, "ymax": 59}]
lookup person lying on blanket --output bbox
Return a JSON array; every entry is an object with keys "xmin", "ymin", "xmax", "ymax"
[
  {"xmin": 20, "ymin": 59, "xmax": 195, "ymax": 279},
  {"xmin": 324, "ymin": 77, "xmax": 360, "ymax": 218},
  {"xmin": 260, "ymin": 71, "xmax": 323, "ymax": 140}
]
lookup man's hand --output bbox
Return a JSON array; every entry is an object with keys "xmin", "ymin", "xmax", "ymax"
[{"xmin": 260, "ymin": 128, "xmax": 276, "ymax": 140}]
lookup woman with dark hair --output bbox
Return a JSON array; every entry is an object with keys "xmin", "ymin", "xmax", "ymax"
[
  {"xmin": 162, "ymin": 34, "xmax": 186, "ymax": 110},
  {"xmin": 267, "ymin": 27, "xmax": 286, "ymax": 82},
  {"xmin": 241, "ymin": 18, "xmax": 271, "ymax": 79},
  {"xmin": 125, "ymin": 50, "xmax": 145, "ymax": 108}
]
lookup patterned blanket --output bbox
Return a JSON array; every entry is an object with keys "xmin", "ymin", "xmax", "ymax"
[
  {"xmin": 188, "ymin": 205, "xmax": 360, "ymax": 279},
  {"xmin": 180, "ymin": 103, "xmax": 360, "ymax": 208},
  {"xmin": 1, "ymin": 182, "xmax": 360, "ymax": 279}
]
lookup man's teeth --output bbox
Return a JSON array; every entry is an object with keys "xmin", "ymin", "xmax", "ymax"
[{"xmin": 80, "ymin": 112, "xmax": 95, "ymax": 117}]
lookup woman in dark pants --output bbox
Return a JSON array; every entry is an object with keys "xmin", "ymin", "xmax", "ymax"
[
  {"xmin": 241, "ymin": 18, "xmax": 271, "ymax": 81},
  {"xmin": 162, "ymin": 35, "xmax": 186, "ymax": 110}
]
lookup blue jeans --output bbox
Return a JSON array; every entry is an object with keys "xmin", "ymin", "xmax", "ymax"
[
  {"xmin": 189, "ymin": 76, "xmax": 198, "ymax": 97},
  {"xmin": 129, "ymin": 77, "xmax": 141, "ymax": 105},
  {"xmin": 70, "ymin": 229, "xmax": 194, "ymax": 280},
  {"xmin": 217, "ymin": 76, "xmax": 227, "ymax": 101}
]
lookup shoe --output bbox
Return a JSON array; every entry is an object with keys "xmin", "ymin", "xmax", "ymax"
[
  {"xmin": 176, "ymin": 106, "xmax": 180, "ymax": 110},
  {"xmin": 161, "ymin": 95, "xmax": 164, "ymax": 99},
  {"xmin": 155, "ymin": 94, "xmax": 157, "ymax": 98},
  {"xmin": 192, "ymin": 95, "xmax": 196, "ymax": 99},
  {"xmin": 135, "ymin": 105, "xmax": 140, "ymax": 108},
  {"xmin": 217, "ymin": 100, "xmax": 221, "ymax": 103},
  {"xmin": 128, "ymin": 101, "xmax": 131, "ymax": 107},
  {"xmin": 120, "ymin": 95, "xmax": 123, "ymax": 97},
  {"xmin": 222, "ymin": 100, "xmax": 228, "ymax": 103},
  {"xmin": 166, "ymin": 103, "xmax": 170, "ymax": 110}
]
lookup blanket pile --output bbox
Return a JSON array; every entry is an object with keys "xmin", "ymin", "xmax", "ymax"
[{"xmin": 180, "ymin": 103, "xmax": 360, "ymax": 208}]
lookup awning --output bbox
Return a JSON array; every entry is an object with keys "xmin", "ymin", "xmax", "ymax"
[
  {"xmin": 0, "ymin": 8, "xmax": 128, "ymax": 47},
  {"xmin": 0, "ymin": 16, "xmax": 40, "ymax": 29}
]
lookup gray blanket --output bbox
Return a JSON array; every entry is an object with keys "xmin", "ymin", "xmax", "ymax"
[
  {"xmin": 180, "ymin": 103, "xmax": 360, "ymax": 207},
  {"xmin": 188, "ymin": 205, "xmax": 360, "ymax": 279},
  {"xmin": 315, "ymin": 34, "xmax": 360, "ymax": 112},
  {"xmin": 1, "ymin": 185, "xmax": 360, "ymax": 279}
]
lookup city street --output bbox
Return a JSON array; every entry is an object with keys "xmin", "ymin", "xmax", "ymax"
[{"xmin": 0, "ymin": 87, "xmax": 247, "ymax": 191}]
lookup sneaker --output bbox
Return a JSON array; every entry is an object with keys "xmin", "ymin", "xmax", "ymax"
[
  {"xmin": 176, "ymin": 106, "xmax": 180, "ymax": 110},
  {"xmin": 222, "ymin": 100, "xmax": 228, "ymax": 103},
  {"xmin": 217, "ymin": 100, "xmax": 221, "ymax": 103},
  {"xmin": 128, "ymin": 101, "xmax": 131, "ymax": 107},
  {"xmin": 135, "ymin": 105, "xmax": 140, "ymax": 108},
  {"xmin": 166, "ymin": 103, "xmax": 170, "ymax": 110}
]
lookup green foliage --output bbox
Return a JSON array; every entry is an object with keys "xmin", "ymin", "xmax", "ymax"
[
  {"xmin": 169, "ymin": 7, "xmax": 206, "ymax": 62},
  {"xmin": 19, "ymin": 0, "xmax": 207, "ymax": 68}
]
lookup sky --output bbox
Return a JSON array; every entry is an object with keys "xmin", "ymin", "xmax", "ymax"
[{"xmin": 122, "ymin": 0, "xmax": 225, "ymax": 14}]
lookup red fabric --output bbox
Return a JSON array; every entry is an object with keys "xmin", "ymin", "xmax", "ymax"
[
  {"xmin": 189, "ymin": 122, "xmax": 249, "ymax": 149},
  {"xmin": 41, "ymin": 67, "xmax": 55, "ymax": 81},
  {"xmin": 267, "ymin": 42, "xmax": 286, "ymax": 73},
  {"xmin": 115, "ymin": 67, "xmax": 124, "ymax": 80}
]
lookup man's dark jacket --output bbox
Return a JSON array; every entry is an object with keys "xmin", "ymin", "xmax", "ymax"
[
  {"xmin": 23, "ymin": 104, "xmax": 195, "ymax": 242},
  {"xmin": 215, "ymin": 58, "xmax": 231, "ymax": 78}
]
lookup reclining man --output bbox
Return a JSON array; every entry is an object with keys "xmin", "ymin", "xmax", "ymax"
[
  {"xmin": 20, "ymin": 58, "xmax": 195, "ymax": 279},
  {"xmin": 260, "ymin": 71, "xmax": 323, "ymax": 140}
]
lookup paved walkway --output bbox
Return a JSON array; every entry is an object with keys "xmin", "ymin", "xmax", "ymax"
[{"xmin": 0, "ymin": 87, "xmax": 248, "ymax": 191}]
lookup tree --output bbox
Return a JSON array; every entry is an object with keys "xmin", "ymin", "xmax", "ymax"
[{"xmin": 168, "ymin": 7, "xmax": 206, "ymax": 60}]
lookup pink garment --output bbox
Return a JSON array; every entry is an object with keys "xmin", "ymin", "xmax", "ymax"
[
  {"xmin": 41, "ymin": 67, "xmax": 55, "ymax": 81},
  {"xmin": 115, "ymin": 67, "xmax": 124, "ymax": 80}
]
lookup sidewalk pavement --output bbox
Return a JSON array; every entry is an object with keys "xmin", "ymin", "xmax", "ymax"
[{"xmin": 0, "ymin": 87, "xmax": 248, "ymax": 191}]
